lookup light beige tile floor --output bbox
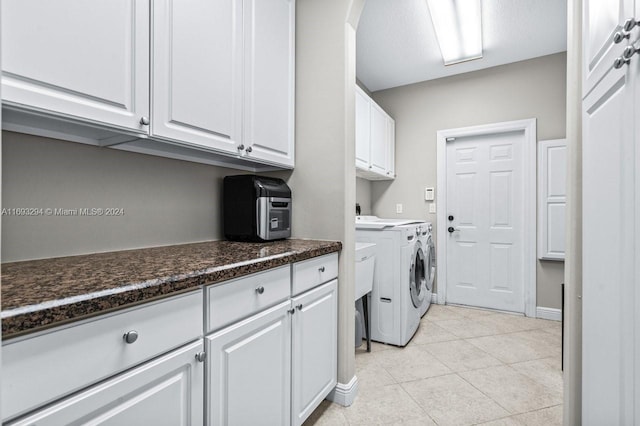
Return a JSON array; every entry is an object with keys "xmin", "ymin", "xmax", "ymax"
[{"xmin": 304, "ymin": 304, "xmax": 562, "ymax": 426}]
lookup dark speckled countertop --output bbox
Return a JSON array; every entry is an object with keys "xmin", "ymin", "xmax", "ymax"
[{"xmin": 1, "ymin": 239, "xmax": 341, "ymax": 339}]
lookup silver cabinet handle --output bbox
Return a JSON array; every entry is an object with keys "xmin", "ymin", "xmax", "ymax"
[
  {"xmin": 296, "ymin": 304, "xmax": 303, "ymax": 310},
  {"xmin": 614, "ymin": 31, "xmax": 630, "ymax": 43},
  {"xmin": 139, "ymin": 117, "xmax": 150, "ymax": 126},
  {"xmin": 245, "ymin": 146, "xmax": 253, "ymax": 153},
  {"xmin": 614, "ymin": 57, "xmax": 630, "ymax": 69},
  {"xmin": 623, "ymin": 45, "xmax": 638, "ymax": 59},
  {"xmin": 318, "ymin": 266, "xmax": 325, "ymax": 273},
  {"xmin": 123, "ymin": 330, "xmax": 139, "ymax": 344},
  {"xmin": 288, "ymin": 308, "xmax": 296, "ymax": 315},
  {"xmin": 623, "ymin": 17, "xmax": 639, "ymax": 32},
  {"xmin": 195, "ymin": 351, "xmax": 206, "ymax": 363},
  {"xmin": 237, "ymin": 144, "xmax": 245, "ymax": 150},
  {"xmin": 255, "ymin": 286, "xmax": 265, "ymax": 294}
]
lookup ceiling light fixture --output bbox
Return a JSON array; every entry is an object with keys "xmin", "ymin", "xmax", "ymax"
[{"xmin": 426, "ymin": 0, "xmax": 483, "ymax": 66}]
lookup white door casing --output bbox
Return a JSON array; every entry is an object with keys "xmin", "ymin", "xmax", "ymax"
[
  {"xmin": 436, "ymin": 119, "xmax": 537, "ymax": 317},
  {"xmin": 581, "ymin": 0, "xmax": 638, "ymax": 420}
]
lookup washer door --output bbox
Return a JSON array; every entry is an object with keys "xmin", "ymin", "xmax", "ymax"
[
  {"xmin": 410, "ymin": 244, "xmax": 427, "ymax": 308},
  {"xmin": 425, "ymin": 235, "xmax": 436, "ymax": 291}
]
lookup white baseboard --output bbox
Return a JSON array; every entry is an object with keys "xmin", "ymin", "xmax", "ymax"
[
  {"xmin": 326, "ymin": 375, "xmax": 358, "ymax": 407},
  {"xmin": 536, "ymin": 306, "xmax": 562, "ymax": 321}
]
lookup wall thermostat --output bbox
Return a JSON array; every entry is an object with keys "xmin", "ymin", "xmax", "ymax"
[{"xmin": 424, "ymin": 187, "xmax": 435, "ymax": 201}]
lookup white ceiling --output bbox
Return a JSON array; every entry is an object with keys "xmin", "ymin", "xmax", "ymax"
[{"xmin": 356, "ymin": 0, "xmax": 567, "ymax": 92}]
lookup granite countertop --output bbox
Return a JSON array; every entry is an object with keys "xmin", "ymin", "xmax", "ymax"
[{"xmin": 1, "ymin": 239, "xmax": 341, "ymax": 339}]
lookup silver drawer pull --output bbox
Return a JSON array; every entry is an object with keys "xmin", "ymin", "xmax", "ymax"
[
  {"xmin": 318, "ymin": 266, "xmax": 325, "ymax": 273},
  {"xmin": 255, "ymin": 286, "xmax": 265, "ymax": 294},
  {"xmin": 123, "ymin": 330, "xmax": 139, "ymax": 344},
  {"xmin": 296, "ymin": 304, "xmax": 303, "ymax": 310},
  {"xmin": 195, "ymin": 352, "xmax": 207, "ymax": 363}
]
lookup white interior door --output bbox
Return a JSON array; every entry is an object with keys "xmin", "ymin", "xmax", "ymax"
[{"xmin": 445, "ymin": 131, "xmax": 525, "ymax": 313}]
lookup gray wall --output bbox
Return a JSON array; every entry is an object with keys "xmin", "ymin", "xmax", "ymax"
[
  {"xmin": 356, "ymin": 177, "xmax": 372, "ymax": 215},
  {"xmin": 2, "ymin": 131, "xmax": 241, "ymax": 262},
  {"xmin": 370, "ymin": 52, "xmax": 567, "ymax": 309}
]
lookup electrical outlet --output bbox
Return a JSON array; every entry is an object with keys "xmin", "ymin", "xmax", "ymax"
[
  {"xmin": 396, "ymin": 203, "xmax": 403, "ymax": 214},
  {"xmin": 429, "ymin": 203, "xmax": 436, "ymax": 213}
]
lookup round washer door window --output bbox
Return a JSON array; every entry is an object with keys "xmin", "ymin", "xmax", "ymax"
[
  {"xmin": 426, "ymin": 236, "xmax": 436, "ymax": 291},
  {"xmin": 410, "ymin": 245, "xmax": 427, "ymax": 308}
]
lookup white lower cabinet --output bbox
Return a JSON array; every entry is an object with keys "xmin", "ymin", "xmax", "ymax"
[
  {"xmin": 206, "ymin": 300, "xmax": 292, "ymax": 426},
  {"xmin": 291, "ymin": 280, "xmax": 338, "ymax": 426},
  {"xmin": 2, "ymin": 255, "xmax": 338, "ymax": 426},
  {"xmin": 7, "ymin": 340, "xmax": 204, "ymax": 426},
  {"xmin": 206, "ymin": 255, "xmax": 339, "ymax": 426}
]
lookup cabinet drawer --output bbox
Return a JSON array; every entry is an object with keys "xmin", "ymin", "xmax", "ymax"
[
  {"xmin": 2, "ymin": 291, "xmax": 203, "ymax": 422},
  {"xmin": 292, "ymin": 253, "xmax": 338, "ymax": 296},
  {"xmin": 206, "ymin": 265, "xmax": 290, "ymax": 333}
]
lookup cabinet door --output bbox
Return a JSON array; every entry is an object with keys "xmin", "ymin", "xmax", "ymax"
[
  {"xmin": 206, "ymin": 300, "xmax": 292, "ymax": 426},
  {"xmin": 582, "ymin": 23, "xmax": 637, "ymax": 423},
  {"xmin": 538, "ymin": 139, "xmax": 566, "ymax": 261},
  {"xmin": 291, "ymin": 280, "xmax": 338, "ymax": 426},
  {"xmin": 370, "ymin": 102, "xmax": 388, "ymax": 175},
  {"xmin": 1, "ymin": 0, "xmax": 149, "ymax": 132},
  {"xmin": 355, "ymin": 87, "xmax": 371, "ymax": 170},
  {"xmin": 242, "ymin": 0, "xmax": 295, "ymax": 167},
  {"xmin": 582, "ymin": 0, "xmax": 634, "ymax": 95},
  {"xmin": 152, "ymin": 0, "xmax": 243, "ymax": 153},
  {"xmin": 387, "ymin": 116, "xmax": 396, "ymax": 178},
  {"xmin": 8, "ymin": 341, "xmax": 204, "ymax": 426}
]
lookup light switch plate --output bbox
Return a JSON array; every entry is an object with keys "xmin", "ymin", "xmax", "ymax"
[
  {"xmin": 425, "ymin": 187, "xmax": 435, "ymax": 201},
  {"xmin": 396, "ymin": 203, "xmax": 403, "ymax": 214},
  {"xmin": 429, "ymin": 203, "xmax": 436, "ymax": 213}
]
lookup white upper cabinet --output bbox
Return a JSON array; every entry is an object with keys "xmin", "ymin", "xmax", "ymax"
[
  {"xmin": 242, "ymin": 0, "xmax": 295, "ymax": 167},
  {"xmin": 370, "ymin": 102, "xmax": 389, "ymax": 175},
  {"xmin": 1, "ymin": 0, "xmax": 150, "ymax": 133},
  {"xmin": 2, "ymin": 0, "xmax": 294, "ymax": 170},
  {"xmin": 538, "ymin": 139, "xmax": 567, "ymax": 261},
  {"xmin": 354, "ymin": 86, "xmax": 395, "ymax": 180},
  {"xmin": 582, "ymin": 0, "xmax": 634, "ymax": 95},
  {"xmin": 152, "ymin": 0, "xmax": 243, "ymax": 153},
  {"xmin": 355, "ymin": 88, "xmax": 372, "ymax": 170}
]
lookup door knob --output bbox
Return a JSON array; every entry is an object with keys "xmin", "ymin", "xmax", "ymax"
[
  {"xmin": 448, "ymin": 215, "xmax": 454, "ymax": 221},
  {"xmin": 447, "ymin": 226, "xmax": 457, "ymax": 233},
  {"xmin": 195, "ymin": 351, "xmax": 206, "ymax": 363},
  {"xmin": 614, "ymin": 56, "xmax": 630, "ymax": 69},
  {"xmin": 613, "ymin": 31, "xmax": 630, "ymax": 43},
  {"xmin": 139, "ymin": 116, "xmax": 150, "ymax": 126},
  {"xmin": 623, "ymin": 17, "xmax": 639, "ymax": 32},
  {"xmin": 123, "ymin": 330, "xmax": 139, "ymax": 344},
  {"xmin": 623, "ymin": 45, "xmax": 638, "ymax": 59}
]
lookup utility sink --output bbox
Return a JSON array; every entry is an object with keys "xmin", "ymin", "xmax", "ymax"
[{"xmin": 355, "ymin": 242, "xmax": 376, "ymax": 301}]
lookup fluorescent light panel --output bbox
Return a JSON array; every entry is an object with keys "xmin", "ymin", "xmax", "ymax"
[{"xmin": 427, "ymin": 0, "xmax": 483, "ymax": 66}]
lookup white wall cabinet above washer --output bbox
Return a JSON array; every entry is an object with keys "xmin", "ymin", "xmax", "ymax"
[
  {"xmin": 538, "ymin": 138, "xmax": 566, "ymax": 261},
  {"xmin": 355, "ymin": 86, "xmax": 395, "ymax": 180},
  {"xmin": 1, "ymin": 0, "xmax": 150, "ymax": 134}
]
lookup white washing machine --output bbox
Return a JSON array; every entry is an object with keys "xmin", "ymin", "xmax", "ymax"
[
  {"xmin": 355, "ymin": 216, "xmax": 429, "ymax": 346},
  {"xmin": 417, "ymin": 222, "xmax": 436, "ymax": 317}
]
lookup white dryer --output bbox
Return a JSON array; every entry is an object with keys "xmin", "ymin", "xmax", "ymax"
[
  {"xmin": 417, "ymin": 222, "xmax": 436, "ymax": 317},
  {"xmin": 355, "ymin": 216, "xmax": 428, "ymax": 346}
]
